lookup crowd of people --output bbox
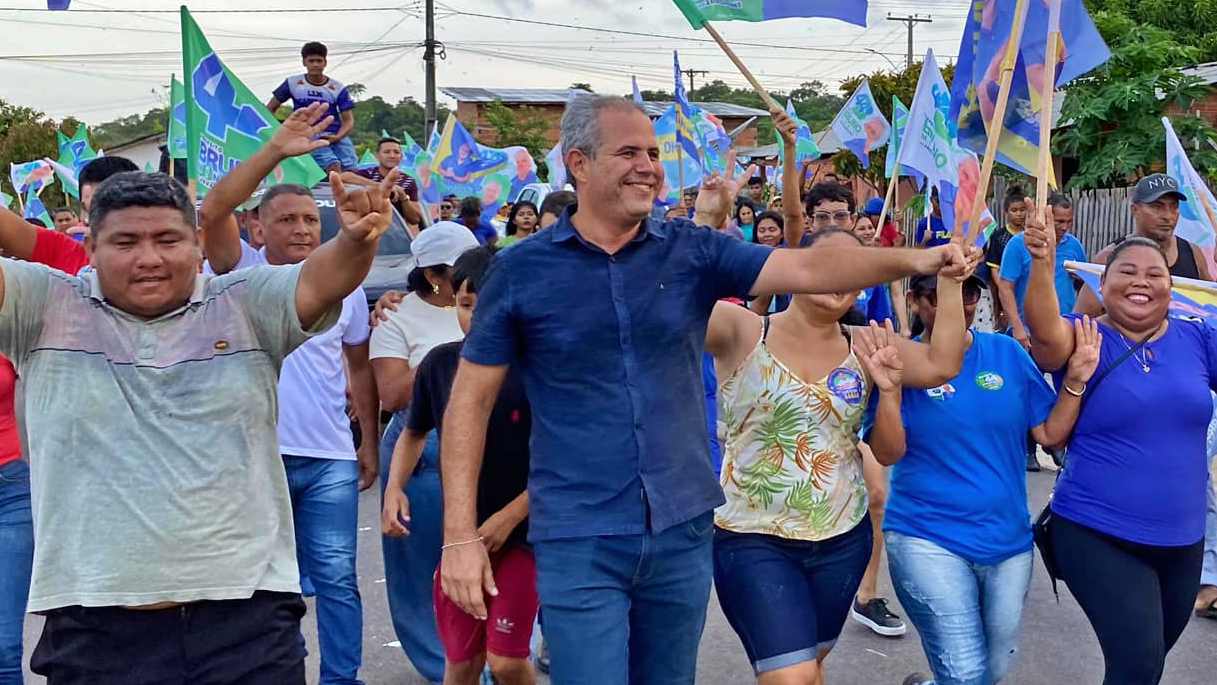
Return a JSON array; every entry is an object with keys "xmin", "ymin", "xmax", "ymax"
[{"xmin": 0, "ymin": 43, "xmax": 1215, "ymax": 685}]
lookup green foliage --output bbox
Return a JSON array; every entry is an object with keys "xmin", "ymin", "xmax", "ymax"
[
  {"xmin": 0, "ymin": 99, "xmax": 72, "ymax": 209},
  {"xmin": 483, "ymin": 100, "xmax": 550, "ymax": 159},
  {"xmin": 1055, "ymin": 13, "xmax": 1217, "ymax": 188},
  {"xmin": 348, "ymin": 95, "xmax": 450, "ymax": 154},
  {"xmin": 833, "ymin": 61, "xmax": 956, "ymax": 192},
  {"xmin": 638, "ymin": 79, "xmax": 844, "ymax": 146},
  {"xmin": 92, "ymin": 107, "xmax": 168, "ymax": 150},
  {"xmin": 1086, "ymin": 0, "xmax": 1217, "ymax": 63}
]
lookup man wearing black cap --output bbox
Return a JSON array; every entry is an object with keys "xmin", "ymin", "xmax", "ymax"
[{"xmin": 1075, "ymin": 173, "xmax": 1212, "ymax": 315}]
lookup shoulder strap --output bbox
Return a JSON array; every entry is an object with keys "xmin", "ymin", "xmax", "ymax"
[{"xmin": 1082, "ymin": 328, "xmax": 1154, "ymax": 402}]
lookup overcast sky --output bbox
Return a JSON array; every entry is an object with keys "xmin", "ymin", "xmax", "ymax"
[{"xmin": 0, "ymin": 0, "xmax": 973, "ymax": 126}]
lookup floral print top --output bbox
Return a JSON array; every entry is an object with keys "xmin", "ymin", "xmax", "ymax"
[{"xmin": 716, "ymin": 323, "xmax": 871, "ymax": 541}]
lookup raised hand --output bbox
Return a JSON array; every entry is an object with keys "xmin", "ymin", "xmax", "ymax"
[
  {"xmin": 855, "ymin": 320, "xmax": 905, "ymax": 394},
  {"xmin": 331, "ymin": 169, "xmax": 396, "ymax": 242},
  {"xmin": 269, "ymin": 102, "xmax": 335, "ymax": 159},
  {"xmin": 1023, "ymin": 199, "xmax": 1055, "ymax": 262},
  {"xmin": 1065, "ymin": 315, "xmax": 1102, "ymax": 386},
  {"xmin": 773, "ymin": 108, "xmax": 798, "ymax": 148},
  {"xmin": 694, "ymin": 148, "xmax": 758, "ymax": 228}
]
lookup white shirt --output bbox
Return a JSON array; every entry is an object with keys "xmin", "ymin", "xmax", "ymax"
[
  {"xmin": 216, "ymin": 242, "xmax": 372, "ymax": 460},
  {"xmin": 369, "ymin": 292, "xmax": 463, "ymax": 367}
]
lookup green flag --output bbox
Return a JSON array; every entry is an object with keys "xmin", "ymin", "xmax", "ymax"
[
  {"xmin": 169, "ymin": 76, "xmax": 188, "ymax": 159},
  {"xmin": 180, "ymin": 6, "xmax": 324, "ymax": 198},
  {"xmin": 55, "ymin": 124, "xmax": 97, "ymax": 199},
  {"xmin": 358, "ymin": 149, "xmax": 377, "ymax": 168},
  {"xmin": 0, "ymin": 190, "xmax": 12, "ymax": 210},
  {"xmin": 672, "ymin": 0, "xmax": 868, "ymax": 29}
]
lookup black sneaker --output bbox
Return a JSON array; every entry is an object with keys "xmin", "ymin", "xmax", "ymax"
[
  {"xmin": 535, "ymin": 639, "xmax": 550, "ymax": 675},
  {"xmin": 902, "ymin": 674, "xmax": 932, "ymax": 685},
  {"xmin": 1026, "ymin": 451, "xmax": 1042, "ymax": 472},
  {"xmin": 851, "ymin": 597, "xmax": 907, "ymax": 637}
]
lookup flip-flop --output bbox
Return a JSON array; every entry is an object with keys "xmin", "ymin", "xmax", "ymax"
[{"xmin": 1196, "ymin": 599, "xmax": 1217, "ymax": 620}]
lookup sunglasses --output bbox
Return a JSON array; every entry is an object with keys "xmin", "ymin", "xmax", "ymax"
[{"xmin": 918, "ymin": 287, "xmax": 982, "ymax": 307}]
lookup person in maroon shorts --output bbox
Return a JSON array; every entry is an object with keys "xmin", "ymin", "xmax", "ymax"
[{"xmin": 381, "ymin": 245, "xmax": 537, "ymax": 685}]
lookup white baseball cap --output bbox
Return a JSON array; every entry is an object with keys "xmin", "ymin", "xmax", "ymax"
[{"xmin": 411, "ymin": 221, "xmax": 480, "ymax": 268}]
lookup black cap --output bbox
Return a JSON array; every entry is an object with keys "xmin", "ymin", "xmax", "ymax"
[
  {"xmin": 1132, "ymin": 174, "xmax": 1187, "ymax": 204},
  {"xmin": 909, "ymin": 273, "xmax": 985, "ymax": 295}
]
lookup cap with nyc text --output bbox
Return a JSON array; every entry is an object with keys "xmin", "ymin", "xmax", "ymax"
[{"xmin": 1132, "ymin": 173, "xmax": 1187, "ymax": 205}]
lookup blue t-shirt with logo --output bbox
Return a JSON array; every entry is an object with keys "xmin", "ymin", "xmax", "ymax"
[
  {"xmin": 865, "ymin": 331, "xmax": 1056, "ymax": 565},
  {"xmin": 915, "ymin": 216, "xmax": 951, "ymax": 247},
  {"xmin": 999, "ymin": 232, "xmax": 1087, "ymax": 322},
  {"xmin": 854, "ymin": 284, "xmax": 893, "ymax": 324},
  {"xmin": 272, "ymin": 74, "xmax": 356, "ymax": 136}
]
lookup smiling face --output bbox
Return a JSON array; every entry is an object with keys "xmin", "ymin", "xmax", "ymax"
[
  {"xmin": 568, "ymin": 107, "xmax": 662, "ymax": 227},
  {"xmin": 1132, "ymin": 197, "xmax": 1181, "ymax": 243},
  {"xmin": 1101, "ymin": 244, "xmax": 1171, "ymax": 333},
  {"xmin": 756, "ymin": 217, "xmax": 782, "ymax": 247},
  {"xmin": 853, "ymin": 215, "xmax": 877, "ymax": 245},
  {"xmin": 260, "ymin": 192, "xmax": 321, "ymax": 265},
  {"xmin": 792, "ymin": 231, "xmax": 862, "ymax": 319},
  {"xmin": 91, "ymin": 206, "xmax": 202, "ymax": 319}
]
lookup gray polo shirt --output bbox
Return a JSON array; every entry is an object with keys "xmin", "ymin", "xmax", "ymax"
[{"xmin": 0, "ymin": 258, "xmax": 339, "ymax": 612}]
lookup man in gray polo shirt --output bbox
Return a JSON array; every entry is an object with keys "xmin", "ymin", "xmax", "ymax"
[{"xmin": 0, "ymin": 104, "xmax": 397, "ymax": 684}]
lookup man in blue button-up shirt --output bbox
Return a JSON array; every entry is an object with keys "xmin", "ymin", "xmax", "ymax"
[{"xmin": 436, "ymin": 95, "xmax": 977, "ymax": 684}]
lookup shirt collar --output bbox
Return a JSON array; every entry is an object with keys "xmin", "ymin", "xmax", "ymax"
[
  {"xmin": 550, "ymin": 204, "xmax": 666, "ymax": 246},
  {"xmin": 84, "ymin": 270, "xmax": 208, "ymax": 309}
]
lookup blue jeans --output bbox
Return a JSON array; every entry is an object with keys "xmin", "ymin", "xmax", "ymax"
[
  {"xmin": 886, "ymin": 532, "xmax": 1032, "ymax": 685},
  {"xmin": 283, "ymin": 456, "xmax": 364, "ymax": 685},
  {"xmin": 379, "ymin": 414, "xmax": 445, "ymax": 683},
  {"xmin": 1204, "ymin": 453, "xmax": 1216, "ymax": 587},
  {"xmin": 532, "ymin": 511, "xmax": 714, "ymax": 685},
  {"xmin": 0, "ymin": 461, "xmax": 33, "ymax": 685},
  {"xmin": 311, "ymin": 137, "xmax": 358, "ymax": 172}
]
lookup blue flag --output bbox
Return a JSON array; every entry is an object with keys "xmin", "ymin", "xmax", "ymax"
[
  {"xmin": 830, "ymin": 80, "xmax": 890, "ymax": 169},
  {"xmin": 950, "ymin": 0, "xmax": 1109, "ymax": 176},
  {"xmin": 47, "ymin": 1, "xmax": 71, "ymax": 9},
  {"xmin": 673, "ymin": 52, "xmax": 703, "ymax": 175},
  {"xmin": 24, "ymin": 189, "xmax": 51, "ymax": 226}
]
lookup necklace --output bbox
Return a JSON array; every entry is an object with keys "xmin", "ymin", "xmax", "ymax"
[{"xmin": 1117, "ymin": 324, "xmax": 1161, "ymax": 373}]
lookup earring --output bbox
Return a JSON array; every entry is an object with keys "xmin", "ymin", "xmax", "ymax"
[{"xmin": 433, "ymin": 283, "xmax": 440, "ymax": 295}]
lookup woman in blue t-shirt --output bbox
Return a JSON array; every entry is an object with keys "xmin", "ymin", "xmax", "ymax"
[
  {"xmin": 866, "ymin": 274, "xmax": 1100, "ymax": 685},
  {"xmin": 1024, "ymin": 209, "xmax": 1217, "ymax": 683}
]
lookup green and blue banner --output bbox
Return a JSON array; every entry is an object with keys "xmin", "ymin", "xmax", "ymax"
[{"xmin": 673, "ymin": 0, "xmax": 867, "ymax": 28}]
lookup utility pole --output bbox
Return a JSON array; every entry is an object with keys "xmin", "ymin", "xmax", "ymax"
[
  {"xmin": 681, "ymin": 68, "xmax": 709, "ymax": 93},
  {"xmin": 886, "ymin": 13, "xmax": 932, "ymax": 70},
  {"xmin": 424, "ymin": 0, "xmax": 438, "ymax": 135}
]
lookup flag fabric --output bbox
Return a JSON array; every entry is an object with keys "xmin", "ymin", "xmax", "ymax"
[
  {"xmin": 831, "ymin": 80, "xmax": 890, "ymax": 168},
  {"xmin": 0, "ymin": 191, "xmax": 12, "ymax": 210},
  {"xmin": 23, "ymin": 189, "xmax": 51, "ymax": 226},
  {"xmin": 776, "ymin": 99, "xmax": 821, "ymax": 174},
  {"xmin": 169, "ymin": 76, "xmax": 188, "ymax": 159},
  {"xmin": 431, "ymin": 114, "xmax": 532, "ymax": 217},
  {"xmin": 1067, "ymin": 260, "xmax": 1217, "ymax": 323},
  {"xmin": 886, "ymin": 96, "xmax": 926, "ymax": 186},
  {"xmin": 673, "ymin": 52, "xmax": 703, "ymax": 174},
  {"xmin": 55, "ymin": 124, "xmax": 97, "ymax": 199},
  {"xmin": 144, "ymin": 161, "xmax": 157, "ymax": 173},
  {"xmin": 673, "ymin": 0, "xmax": 868, "ymax": 29},
  {"xmin": 1164, "ymin": 116, "xmax": 1217, "ymax": 275},
  {"xmin": 48, "ymin": 1, "xmax": 71, "ymax": 9},
  {"xmin": 632, "ymin": 76, "xmax": 644, "ymax": 106},
  {"xmin": 180, "ymin": 6, "xmax": 325, "ymax": 198},
  {"xmin": 45, "ymin": 157, "xmax": 82, "ymax": 198},
  {"xmin": 10, "ymin": 160, "xmax": 55, "ymax": 196},
  {"xmin": 398, "ymin": 131, "xmax": 426, "ymax": 172},
  {"xmin": 546, "ymin": 143, "xmax": 567, "ymax": 190},
  {"xmin": 426, "ymin": 122, "xmax": 441, "ymax": 154},
  {"xmin": 690, "ymin": 104, "xmax": 733, "ymax": 175},
  {"xmin": 655, "ymin": 106, "xmax": 706, "ymax": 202},
  {"xmin": 950, "ymin": 0, "xmax": 1109, "ymax": 176},
  {"xmin": 357, "ymin": 149, "xmax": 378, "ymax": 169}
]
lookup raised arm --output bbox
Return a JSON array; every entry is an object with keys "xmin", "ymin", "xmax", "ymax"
[
  {"xmin": 296, "ymin": 169, "xmax": 397, "ymax": 329},
  {"xmin": 773, "ymin": 109, "xmax": 804, "ymax": 248},
  {"xmin": 884, "ymin": 269, "xmax": 967, "ymax": 388},
  {"xmin": 200, "ymin": 102, "xmax": 334, "ymax": 274},
  {"xmin": 0, "ymin": 205, "xmax": 39, "ymax": 261},
  {"xmin": 439, "ymin": 359, "xmax": 509, "ymax": 621},
  {"xmin": 752, "ymin": 242, "xmax": 975, "ymax": 298},
  {"xmin": 1021, "ymin": 201, "xmax": 1076, "ymax": 370}
]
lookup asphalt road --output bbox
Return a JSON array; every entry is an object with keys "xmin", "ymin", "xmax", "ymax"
[{"xmin": 21, "ymin": 464, "xmax": 1217, "ymax": 683}]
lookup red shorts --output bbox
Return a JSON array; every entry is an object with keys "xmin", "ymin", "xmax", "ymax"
[{"xmin": 433, "ymin": 544, "xmax": 539, "ymax": 662}]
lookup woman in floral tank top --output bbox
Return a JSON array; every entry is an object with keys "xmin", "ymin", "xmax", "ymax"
[{"xmin": 703, "ymin": 229, "xmax": 973, "ymax": 683}]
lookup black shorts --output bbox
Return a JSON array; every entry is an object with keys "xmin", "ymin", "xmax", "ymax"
[{"xmin": 31, "ymin": 590, "xmax": 306, "ymax": 685}]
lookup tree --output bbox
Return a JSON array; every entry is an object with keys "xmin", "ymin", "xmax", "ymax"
[
  {"xmin": 570, "ymin": 83, "xmax": 593, "ymax": 93},
  {"xmin": 92, "ymin": 107, "xmax": 169, "ymax": 149},
  {"xmin": 1055, "ymin": 12, "xmax": 1217, "ymax": 189},
  {"xmin": 0, "ymin": 99, "xmax": 72, "ymax": 210},
  {"xmin": 483, "ymin": 101, "xmax": 550, "ymax": 158},
  {"xmin": 1086, "ymin": 0, "xmax": 1217, "ymax": 63}
]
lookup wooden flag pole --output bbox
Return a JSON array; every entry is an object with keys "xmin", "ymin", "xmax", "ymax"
[
  {"xmin": 876, "ymin": 175, "xmax": 899, "ymax": 237},
  {"xmin": 965, "ymin": 0, "xmax": 1031, "ymax": 245},
  {"xmin": 702, "ymin": 21, "xmax": 783, "ymax": 113},
  {"xmin": 1035, "ymin": 6, "xmax": 1062, "ymax": 208}
]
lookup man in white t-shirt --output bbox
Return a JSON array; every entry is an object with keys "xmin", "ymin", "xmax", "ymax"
[{"xmin": 199, "ymin": 108, "xmax": 382, "ymax": 684}]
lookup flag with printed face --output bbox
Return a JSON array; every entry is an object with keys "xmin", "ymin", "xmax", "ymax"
[
  {"xmin": 169, "ymin": 76, "xmax": 188, "ymax": 159},
  {"xmin": 950, "ymin": 0, "xmax": 1109, "ymax": 176},
  {"xmin": 1164, "ymin": 116, "xmax": 1217, "ymax": 275},
  {"xmin": 673, "ymin": 0, "xmax": 868, "ymax": 28},
  {"xmin": 831, "ymin": 80, "xmax": 890, "ymax": 168},
  {"xmin": 546, "ymin": 143, "xmax": 567, "ymax": 190},
  {"xmin": 673, "ymin": 52, "xmax": 703, "ymax": 174},
  {"xmin": 180, "ymin": 6, "xmax": 324, "ymax": 198},
  {"xmin": 24, "ymin": 188, "xmax": 51, "ymax": 226},
  {"xmin": 10, "ymin": 160, "xmax": 55, "ymax": 196},
  {"xmin": 777, "ymin": 99, "xmax": 821, "ymax": 173}
]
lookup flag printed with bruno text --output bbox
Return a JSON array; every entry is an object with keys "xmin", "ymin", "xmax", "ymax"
[
  {"xmin": 831, "ymin": 80, "xmax": 890, "ymax": 169},
  {"xmin": 672, "ymin": 0, "xmax": 868, "ymax": 28},
  {"xmin": 180, "ymin": 6, "xmax": 325, "ymax": 198}
]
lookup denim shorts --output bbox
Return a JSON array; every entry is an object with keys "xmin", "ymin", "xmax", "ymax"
[
  {"xmin": 713, "ymin": 516, "xmax": 873, "ymax": 674},
  {"xmin": 310, "ymin": 136, "xmax": 358, "ymax": 171}
]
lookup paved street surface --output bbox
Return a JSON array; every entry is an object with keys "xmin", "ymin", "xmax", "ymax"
[{"xmin": 23, "ymin": 468, "xmax": 1217, "ymax": 683}]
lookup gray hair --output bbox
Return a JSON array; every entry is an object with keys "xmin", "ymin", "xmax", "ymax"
[
  {"xmin": 560, "ymin": 95, "xmax": 648, "ymax": 160},
  {"xmin": 89, "ymin": 172, "xmax": 195, "ymax": 234}
]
